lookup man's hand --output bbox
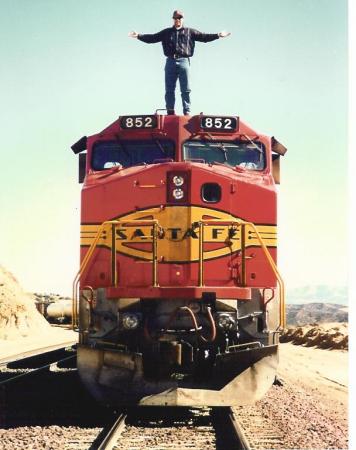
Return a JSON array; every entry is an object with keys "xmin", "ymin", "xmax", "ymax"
[
  {"xmin": 218, "ymin": 31, "xmax": 231, "ymax": 38},
  {"xmin": 128, "ymin": 31, "xmax": 139, "ymax": 38}
]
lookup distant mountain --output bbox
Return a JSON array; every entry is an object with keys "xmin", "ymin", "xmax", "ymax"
[
  {"xmin": 286, "ymin": 303, "xmax": 348, "ymax": 326},
  {"xmin": 286, "ymin": 285, "xmax": 347, "ymax": 305}
]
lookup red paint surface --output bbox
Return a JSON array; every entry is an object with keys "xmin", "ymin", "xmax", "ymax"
[{"xmin": 79, "ymin": 115, "xmax": 278, "ymax": 295}]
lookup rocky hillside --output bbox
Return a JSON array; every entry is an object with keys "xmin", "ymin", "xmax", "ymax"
[
  {"xmin": 282, "ymin": 302, "xmax": 349, "ymax": 350},
  {"xmin": 0, "ymin": 266, "xmax": 50, "ymax": 340},
  {"xmin": 286, "ymin": 303, "xmax": 348, "ymax": 326},
  {"xmin": 281, "ymin": 323, "xmax": 348, "ymax": 350}
]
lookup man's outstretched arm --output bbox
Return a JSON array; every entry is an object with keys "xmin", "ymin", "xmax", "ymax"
[
  {"xmin": 218, "ymin": 31, "xmax": 231, "ymax": 38},
  {"xmin": 191, "ymin": 29, "xmax": 231, "ymax": 42},
  {"xmin": 128, "ymin": 30, "xmax": 163, "ymax": 43}
]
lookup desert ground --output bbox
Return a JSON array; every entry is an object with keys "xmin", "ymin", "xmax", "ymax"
[{"xmin": 0, "ymin": 265, "xmax": 349, "ymax": 448}]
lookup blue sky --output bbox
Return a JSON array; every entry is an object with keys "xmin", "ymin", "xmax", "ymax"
[{"xmin": 0, "ymin": 0, "xmax": 348, "ymax": 295}]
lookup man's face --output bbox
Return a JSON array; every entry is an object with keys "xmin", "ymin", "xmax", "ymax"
[{"xmin": 173, "ymin": 17, "xmax": 183, "ymax": 28}]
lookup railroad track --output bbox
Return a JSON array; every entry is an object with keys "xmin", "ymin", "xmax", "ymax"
[
  {"xmin": 0, "ymin": 347, "xmax": 285, "ymax": 449},
  {"xmin": 0, "ymin": 345, "xmax": 77, "ymax": 428},
  {"xmin": 0, "ymin": 345, "xmax": 76, "ymax": 383},
  {"xmin": 87, "ymin": 407, "xmax": 251, "ymax": 450},
  {"xmin": 0, "ymin": 339, "xmax": 77, "ymax": 365},
  {"xmin": 233, "ymin": 405, "xmax": 286, "ymax": 450},
  {"xmin": 87, "ymin": 403, "xmax": 288, "ymax": 450}
]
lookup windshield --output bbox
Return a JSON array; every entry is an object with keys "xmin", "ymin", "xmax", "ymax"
[
  {"xmin": 183, "ymin": 140, "xmax": 265, "ymax": 170},
  {"xmin": 91, "ymin": 139, "xmax": 175, "ymax": 170}
]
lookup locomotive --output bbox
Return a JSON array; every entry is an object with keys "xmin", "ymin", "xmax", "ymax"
[{"xmin": 71, "ymin": 112, "xmax": 287, "ymax": 407}]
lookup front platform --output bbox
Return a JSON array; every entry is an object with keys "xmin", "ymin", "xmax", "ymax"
[
  {"xmin": 105, "ymin": 285, "xmax": 252, "ymax": 300},
  {"xmin": 77, "ymin": 343, "xmax": 278, "ymax": 407}
]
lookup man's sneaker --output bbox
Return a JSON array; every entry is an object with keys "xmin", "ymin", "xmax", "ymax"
[{"xmin": 167, "ymin": 110, "xmax": 175, "ymax": 115}]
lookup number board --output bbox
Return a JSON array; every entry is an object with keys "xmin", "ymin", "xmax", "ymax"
[
  {"xmin": 200, "ymin": 116, "xmax": 238, "ymax": 132},
  {"xmin": 120, "ymin": 115, "xmax": 158, "ymax": 129}
]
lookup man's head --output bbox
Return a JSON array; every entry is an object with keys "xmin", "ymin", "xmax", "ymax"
[{"xmin": 172, "ymin": 10, "xmax": 184, "ymax": 27}]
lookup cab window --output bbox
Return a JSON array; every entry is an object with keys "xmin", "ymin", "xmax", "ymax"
[
  {"xmin": 183, "ymin": 140, "xmax": 265, "ymax": 170},
  {"xmin": 92, "ymin": 140, "xmax": 175, "ymax": 170}
]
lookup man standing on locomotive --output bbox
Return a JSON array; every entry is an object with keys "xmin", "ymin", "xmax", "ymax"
[{"xmin": 129, "ymin": 10, "xmax": 231, "ymax": 116}]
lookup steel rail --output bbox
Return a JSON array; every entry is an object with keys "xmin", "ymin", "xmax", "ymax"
[
  {"xmin": 0, "ymin": 354, "xmax": 76, "ymax": 386},
  {"xmin": 87, "ymin": 407, "xmax": 251, "ymax": 450},
  {"xmin": 212, "ymin": 407, "xmax": 251, "ymax": 450},
  {"xmin": 0, "ymin": 342, "xmax": 77, "ymax": 366},
  {"xmin": 225, "ymin": 407, "xmax": 251, "ymax": 450},
  {"xmin": 89, "ymin": 413, "xmax": 127, "ymax": 450}
]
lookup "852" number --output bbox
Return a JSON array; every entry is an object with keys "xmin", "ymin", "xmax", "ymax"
[
  {"xmin": 200, "ymin": 116, "xmax": 237, "ymax": 132},
  {"xmin": 120, "ymin": 115, "xmax": 158, "ymax": 129}
]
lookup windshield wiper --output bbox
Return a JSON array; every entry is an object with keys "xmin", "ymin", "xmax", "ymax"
[
  {"xmin": 240, "ymin": 134, "xmax": 263, "ymax": 154},
  {"xmin": 154, "ymin": 138, "xmax": 167, "ymax": 156},
  {"xmin": 115, "ymin": 135, "xmax": 131, "ymax": 162},
  {"xmin": 206, "ymin": 132, "xmax": 228, "ymax": 161},
  {"xmin": 218, "ymin": 144, "xmax": 227, "ymax": 161}
]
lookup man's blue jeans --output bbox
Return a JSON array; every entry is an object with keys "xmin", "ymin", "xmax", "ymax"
[{"xmin": 165, "ymin": 57, "xmax": 191, "ymax": 114}]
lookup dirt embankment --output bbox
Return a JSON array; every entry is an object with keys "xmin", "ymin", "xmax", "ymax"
[
  {"xmin": 0, "ymin": 266, "xmax": 50, "ymax": 340},
  {"xmin": 280, "ymin": 322, "xmax": 348, "ymax": 350},
  {"xmin": 286, "ymin": 302, "xmax": 348, "ymax": 325}
]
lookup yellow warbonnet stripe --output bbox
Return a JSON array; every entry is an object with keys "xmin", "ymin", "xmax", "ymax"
[{"xmin": 80, "ymin": 206, "xmax": 277, "ymax": 262}]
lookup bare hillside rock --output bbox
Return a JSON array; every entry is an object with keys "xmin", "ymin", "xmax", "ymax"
[
  {"xmin": 280, "ymin": 323, "xmax": 348, "ymax": 350},
  {"xmin": 286, "ymin": 302, "xmax": 348, "ymax": 325},
  {"xmin": 0, "ymin": 266, "xmax": 50, "ymax": 340}
]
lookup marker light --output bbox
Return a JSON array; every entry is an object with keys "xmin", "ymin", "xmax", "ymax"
[
  {"xmin": 122, "ymin": 313, "xmax": 140, "ymax": 330},
  {"xmin": 173, "ymin": 175, "xmax": 184, "ymax": 186},
  {"xmin": 172, "ymin": 188, "xmax": 184, "ymax": 200}
]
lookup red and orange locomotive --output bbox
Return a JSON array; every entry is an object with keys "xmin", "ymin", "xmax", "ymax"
[{"xmin": 71, "ymin": 112, "xmax": 286, "ymax": 406}]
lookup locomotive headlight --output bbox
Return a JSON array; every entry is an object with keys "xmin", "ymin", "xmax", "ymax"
[
  {"xmin": 216, "ymin": 313, "xmax": 236, "ymax": 331},
  {"xmin": 173, "ymin": 175, "xmax": 184, "ymax": 186},
  {"xmin": 122, "ymin": 313, "xmax": 140, "ymax": 330},
  {"xmin": 172, "ymin": 188, "xmax": 184, "ymax": 200},
  {"xmin": 167, "ymin": 171, "xmax": 189, "ymax": 203}
]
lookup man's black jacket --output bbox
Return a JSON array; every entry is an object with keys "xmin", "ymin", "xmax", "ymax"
[{"xmin": 138, "ymin": 27, "xmax": 219, "ymax": 58}]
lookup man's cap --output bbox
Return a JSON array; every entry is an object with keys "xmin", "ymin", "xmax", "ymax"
[{"xmin": 172, "ymin": 10, "xmax": 184, "ymax": 19}]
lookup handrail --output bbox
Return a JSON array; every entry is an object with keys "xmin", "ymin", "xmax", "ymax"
[
  {"xmin": 72, "ymin": 218, "xmax": 285, "ymax": 331},
  {"xmin": 198, "ymin": 219, "xmax": 285, "ymax": 329},
  {"xmin": 72, "ymin": 221, "xmax": 108, "ymax": 328},
  {"xmin": 72, "ymin": 219, "xmax": 160, "ymax": 329},
  {"xmin": 248, "ymin": 222, "xmax": 285, "ymax": 329}
]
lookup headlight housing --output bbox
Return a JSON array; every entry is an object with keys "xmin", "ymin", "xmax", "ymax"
[
  {"xmin": 172, "ymin": 188, "xmax": 184, "ymax": 200},
  {"xmin": 216, "ymin": 313, "xmax": 236, "ymax": 331},
  {"xmin": 173, "ymin": 175, "xmax": 184, "ymax": 186},
  {"xmin": 122, "ymin": 313, "xmax": 140, "ymax": 330},
  {"xmin": 167, "ymin": 171, "xmax": 190, "ymax": 203}
]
